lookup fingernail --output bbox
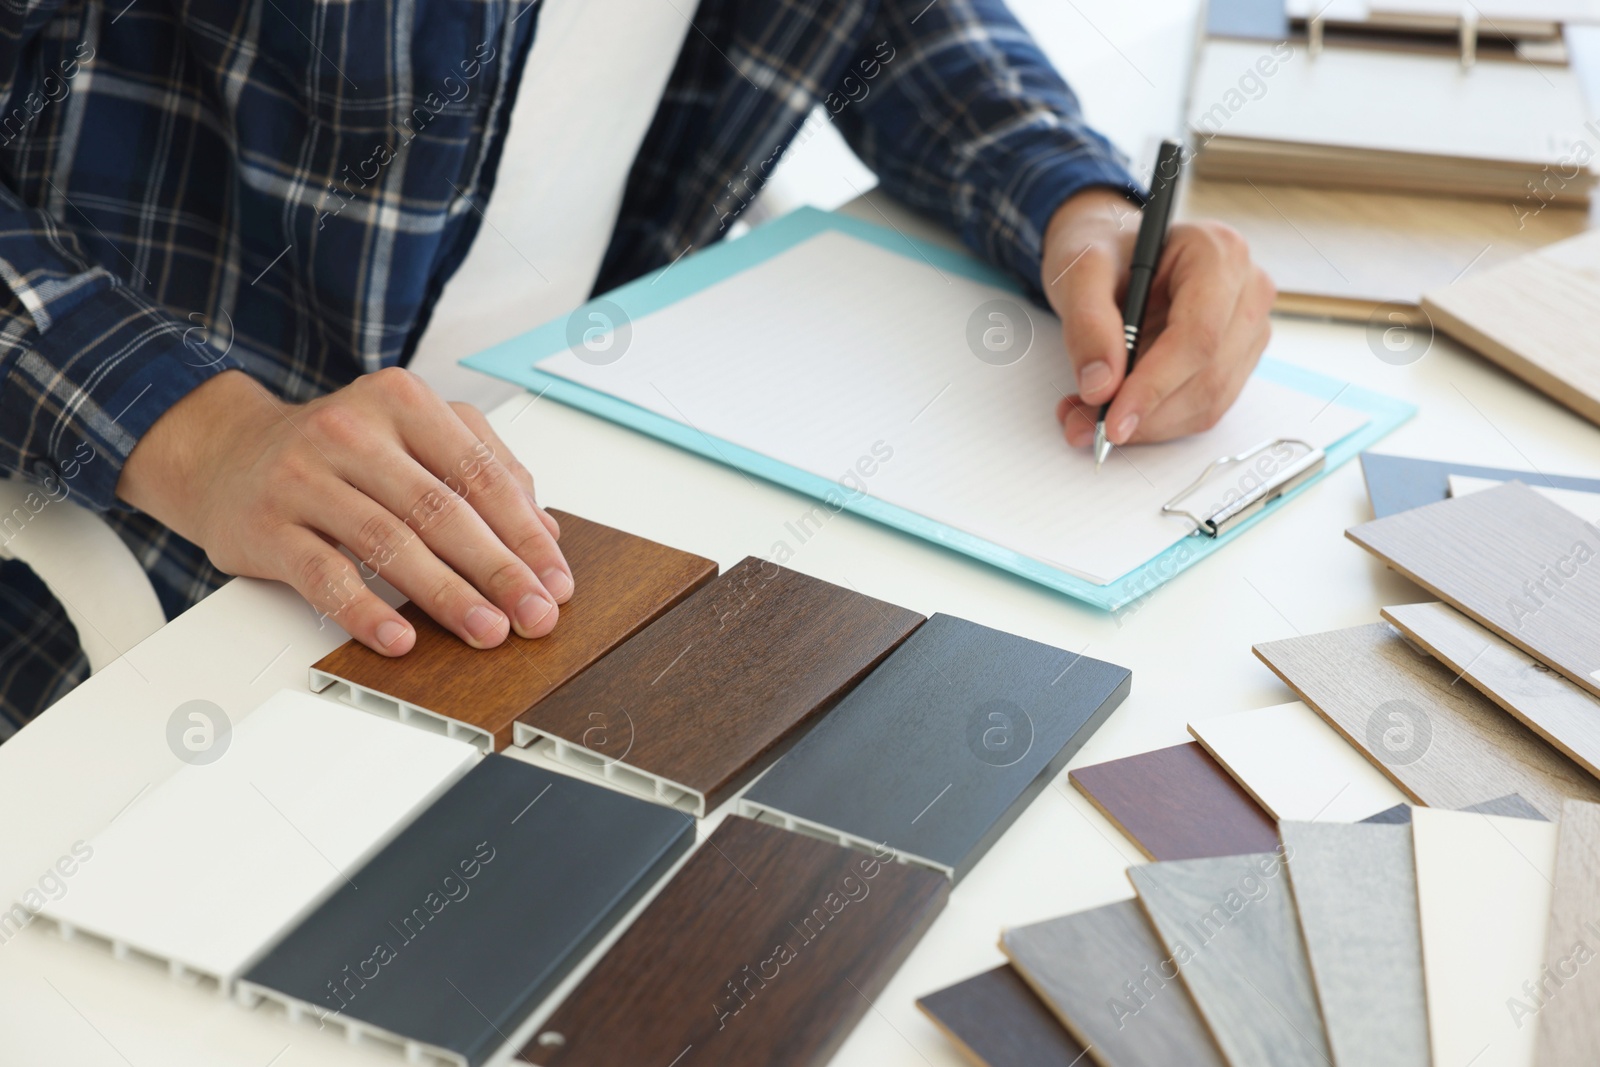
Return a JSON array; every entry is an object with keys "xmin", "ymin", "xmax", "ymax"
[
  {"xmin": 1114, "ymin": 413, "xmax": 1140, "ymax": 442},
  {"xmin": 464, "ymin": 605, "xmax": 504, "ymax": 642},
  {"xmin": 539, "ymin": 567, "xmax": 573, "ymax": 602},
  {"xmin": 515, "ymin": 592, "xmax": 555, "ymax": 635},
  {"xmin": 1079, "ymin": 361, "xmax": 1112, "ymax": 396},
  {"xmin": 377, "ymin": 620, "xmax": 409, "ymax": 648}
]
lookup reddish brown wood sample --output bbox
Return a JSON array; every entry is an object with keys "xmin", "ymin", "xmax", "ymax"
[
  {"xmin": 916, "ymin": 965, "xmax": 1087, "ymax": 1067},
  {"xmin": 519, "ymin": 816, "xmax": 949, "ymax": 1067},
  {"xmin": 310, "ymin": 509, "xmax": 716, "ymax": 749},
  {"xmin": 518, "ymin": 557, "xmax": 923, "ymax": 813},
  {"xmin": 1069, "ymin": 742, "xmax": 1281, "ymax": 861}
]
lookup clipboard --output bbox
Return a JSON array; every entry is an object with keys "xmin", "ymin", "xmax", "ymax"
[{"xmin": 463, "ymin": 208, "xmax": 1414, "ymax": 611}]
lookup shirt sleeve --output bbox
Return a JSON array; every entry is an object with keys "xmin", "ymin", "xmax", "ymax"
[
  {"xmin": 0, "ymin": 175, "xmax": 239, "ymax": 513},
  {"xmin": 833, "ymin": 0, "xmax": 1145, "ymax": 300}
]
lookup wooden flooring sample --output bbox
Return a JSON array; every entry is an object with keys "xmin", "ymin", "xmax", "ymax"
[
  {"xmin": 1254, "ymin": 622, "xmax": 1600, "ymax": 820},
  {"xmin": 1001, "ymin": 900, "xmax": 1226, "ymax": 1067},
  {"xmin": 1535, "ymin": 800, "xmax": 1600, "ymax": 1067},
  {"xmin": 1422, "ymin": 230, "xmax": 1600, "ymax": 429},
  {"xmin": 1188, "ymin": 701, "xmax": 1406, "ymax": 823},
  {"xmin": 1069, "ymin": 742, "xmax": 1280, "ymax": 861},
  {"xmin": 1383, "ymin": 600, "xmax": 1600, "ymax": 780},
  {"xmin": 1358, "ymin": 452, "xmax": 1600, "ymax": 519},
  {"xmin": 915, "ymin": 966, "xmax": 1087, "ymax": 1067},
  {"xmin": 38, "ymin": 690, "xmax": 479, "ymax": 990},
  {"xmin": 1412, "ymin": 807, "xmax": 1559, "ymax": 1067},
  {"xmin": 310, "ymin": 509, "xmax": 716, "ymax": 750},
  {"xmin": 239, "ymin": 754, "xmax": 691, "ymax": 1066},
  {"xmin": 1279, "ymin": 820, "xmax": 1428, "ymax": 1067},
  {"xmin": 518, "ymin": 816, "xmax": 948, "ymax": 1067},
  {"xmin": 1129, "ymin": 853, "xmax": 1332, "ymax": 1067},
  {"xmin": 1347, "ymin": 482, "xmax": 1600, "ymax": 702},
  {"xmin": 515, "ymin": 557, "xmax": 922, "ymax": 815},
  {"xmin": 741, "ymin": 614, "xmax": 1130, "ymax": 881}
]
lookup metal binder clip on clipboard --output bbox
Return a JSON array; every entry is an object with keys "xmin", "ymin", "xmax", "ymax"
[{"xmin": 1162, "ymin": 438, "xmax": 1326, "ymax": 538}]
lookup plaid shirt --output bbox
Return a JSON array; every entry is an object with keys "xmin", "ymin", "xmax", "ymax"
[{"xmin": 0, "ymin": 0, "xmax": 1134, "ymax": 729}]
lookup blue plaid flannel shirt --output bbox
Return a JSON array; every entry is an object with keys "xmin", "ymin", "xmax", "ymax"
[{"xmin": 0, "ymin": 0, "xmax": 1135, "ymax": 731}]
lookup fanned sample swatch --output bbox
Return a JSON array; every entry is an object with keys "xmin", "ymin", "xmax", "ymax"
[
  {"xmin": 37, "ymin": 690, "xmax": 478, "ymax": 990},
  {"xmin": 916, "ymin": 965, "xmax": 1087, "ymax": 1067},
  {"xmin": 1412, "ymin": 807, "xmax": 1558, "ymax": 1067},
  {"xmin": 1358, "ymin": 452, "xmax": 1600, "ymax": 519},
  {"xmin": 1001, "ymin": 900, "xmax": 1227, "ymax": 1067},
  {"xmin": 1069, "ymin": 742, "xmax": 1279, "ymax": 861},
  {"xmin": 1536, "ymin": 800, "xmax": 1600, "ymax": 1067},
  {"xmin": 1347, "ymin": 481, "xmax": 1600, "ymax": 701},
  {"xmin": 1129, "ymin": 852, "xmax": 1331, "ymax": 1067},
  {"xmin": 740, "ymin": 614, "xmax": 1130, "ymax": 881},
  {"xmin": 1279, "ymin": 820, "xmax": 1428, "ymax": 1067},
  {"xmin": 1254, "ymin": 622, "xmax": 1600, "ymax": 819},
  {"xmin": 515, "ymin": 557, "xmax": 922, "ymax": 814},
  {"xmin": 1188, "ymin": 701, "xmax": 1405, "ymax": 822},
  {"xmin": 1383, "ymin": 600, "xmax": 1600, "ymax": 779},
  {"xmin": 239, "ymin": 754, "xmax": 693, "ymax": 1067},
  {"xmin": 518, "ymin": 816, "xmax": 948, "ymax": 1067},
  {"xmin": 310, "ymin": 509, "xmax": 717, "ymax": 750}
]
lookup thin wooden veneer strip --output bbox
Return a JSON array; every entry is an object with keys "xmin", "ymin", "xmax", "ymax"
[
  {"xmin": 1000, "ymin": 900, "xmax": 1227, "ymax": 1067},
  {"xmin": 740, "ymin": 613, "xmax": 1131, "ymax": 882},
  {"xmin": 309, "ymin": 509, "xmax": 717, "ymax": 751},
  {"xmin": 238, "ymin": 754, "xmax": 693, "ymax": 1067},
  {"xmin": 915, "ymin": 965, "xmax": 1088, "ymax": 1067},
  {"xmin": 518, "ymin": 816, "xmax": 949, "ymax": 1067},
  {"xmin": 1068, "ymin": 742, "xmax": 1280, "ymax": 861},
  {"xmin": 1253, "ymin": 622, "xmax": 1600, "ymax": 820},
  {"xmin": 1346, "ymin": 481, "xmax": 1600, "ymax": 701},
  {"xmin": 1383, "ymin": 600, "xmax": 1600, "ymax": 780},
  {"xmin": 514, "ymin": 557, "xmax": 923, "ymax": 816},
  {"xmin": 1535, "ymin": 800, "xmax": 1600, "ymax": 1067},
  {"xmin": 1129, "ymin": 852, "xmax": 1331, "ymax": 1067}
]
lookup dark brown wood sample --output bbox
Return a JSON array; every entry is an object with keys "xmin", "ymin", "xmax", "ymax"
[
  {"xmin": 310, "ymin": 509, "xmax": 717, "ymax": 749},
  {"xmin": 916, "ymin": 966, "xmax": 1086, "ymax": 1067},
  {"xmin": 1347, "ymin": 481, "xmax": 1600, "ymax": 701},
  {"xmin": 517, "ymin": 557, "xmax": 923, "ymax": 814},
  {"xmin": 1068, "ymin": 742, "xmax": 1280, "ymax": 861},
  {"xmin": 518, "ymin": 816, "xmax": 949, "ymax": 1067}
]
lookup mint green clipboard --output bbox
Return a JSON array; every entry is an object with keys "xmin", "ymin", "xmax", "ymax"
[{"xmin": 463, "ymin": 207, "xmax": 1415, "ymax": 611}]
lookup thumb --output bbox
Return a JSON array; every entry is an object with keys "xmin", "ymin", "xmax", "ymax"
[{"xmin": 1046, "ymin": 240, "xmax": 1129, "ymax": 406}]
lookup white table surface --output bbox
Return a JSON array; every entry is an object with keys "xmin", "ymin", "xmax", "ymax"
[{"xmin": 7, "ymin": 3, "xmax": 1600, "ymax": 1065}]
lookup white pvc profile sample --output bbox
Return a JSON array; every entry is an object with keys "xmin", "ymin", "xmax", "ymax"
[{"xmin": 36, "ymin": 689, "xmax": 479, "ymax": 992}]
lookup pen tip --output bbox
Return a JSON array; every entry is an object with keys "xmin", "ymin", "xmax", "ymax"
[{"xmin": 1093, "ymin": 422, "xmax": 1111, "ymax": 470}]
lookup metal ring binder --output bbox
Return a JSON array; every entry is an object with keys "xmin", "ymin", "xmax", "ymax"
[{"xmin": 1163, "ymin": 438, "xmax": 1326, "ymax": 538}]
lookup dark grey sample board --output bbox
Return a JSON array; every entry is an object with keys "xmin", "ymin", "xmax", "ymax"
[
  {"xmin": 739, "ymin": 613, "xmax": 1131, "ymax": 882},
  {"xmin": 239, "ymin": 754, "xmax": 692, "ymax": 1066}
]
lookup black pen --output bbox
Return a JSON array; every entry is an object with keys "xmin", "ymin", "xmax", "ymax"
[{"xmin": 1094, "ymin": 138, "xmax": 1185, "ymax": 470}]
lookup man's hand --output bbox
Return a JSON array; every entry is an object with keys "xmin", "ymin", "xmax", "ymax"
[
  {"xmin": 117, "ymin": 367, "xmax": 572, "ymax": 656},
  {"xmin": 1041, "ymin": 187, "xmax": 1275, "ymax": 451}
]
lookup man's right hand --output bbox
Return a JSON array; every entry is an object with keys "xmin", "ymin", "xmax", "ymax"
[{"xmin": 116, "ymin": 367, "xmax": 572, "ymax": 656}]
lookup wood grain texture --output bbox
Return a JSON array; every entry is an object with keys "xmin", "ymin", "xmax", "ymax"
[
  {"xmin": 310, "ymin": 509, "xmax": 717, "ymax": 749},
  {"xmin": 238, "ymin": 755, "xmax": 693, "ymax": 1066},
  {"xmin": 1180, "ymin": 177, "xmax": 1588, "ymax": 317},
  {"xmin": 915, "ymin": 966, "xmax": 1087, "ymax": 1067},
  {"xmin": 1279, "ymin": 820, "xmax": 1428, "ymax": 1067},
  {"xmin": 1253, "ymin": 622, "xmax": 1600, "ymax": 820},
  {"xmin": 1462, "ymin": 793, "xmax": 1549, "ymax": 820},
  {"xmin": 1535, "ymin": 800, "xmax": 1600, "ymax": 1067},
  {"xmin": 1422, "ymin": 230, "xmax": 1600, "ymax": 428},
  {"xmin": 518, "ymin": 816, "xmax": 948, "ymax": 1067},
  {"xmin": 1412, "ymin": 807, "xmax": 1559, "ymax": 1067},
  {"xmin": 1069, "ymin": 743, "xmax": 1280, "ymax": 861},
  {"xmin": 741, "ymin": 614, "xmax": 1131, "ymax": 882},
  {"xmin": 517, "ymin": 557, "xmax": 923, "ymax": 814},
  {"xmin": 1347, "ymin": 481, "xmax": 1600, "ymax": 702},
  {"xmin": 1130, "ymin": 852, "xmax": 1330, "ymax": 1067},
  {"xmin": 1001, "ymin": 900, "xmax": 1227, "ymax": 1067},
  {"xmin": 1383, "ymin": 600, "xmax": 1600, "ymax": 780},
  {"xmin": 1358, "ymin": 452, "xmax": 1600, "ymax": 519},
  {"xmin": 1188, "ymin": 701, "xmax": 1406, "ymax": 822}
]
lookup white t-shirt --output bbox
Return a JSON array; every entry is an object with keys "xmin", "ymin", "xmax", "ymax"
[{"xmin": 407, "ymin": 0, "xmax": 696, "ymax": 408}]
